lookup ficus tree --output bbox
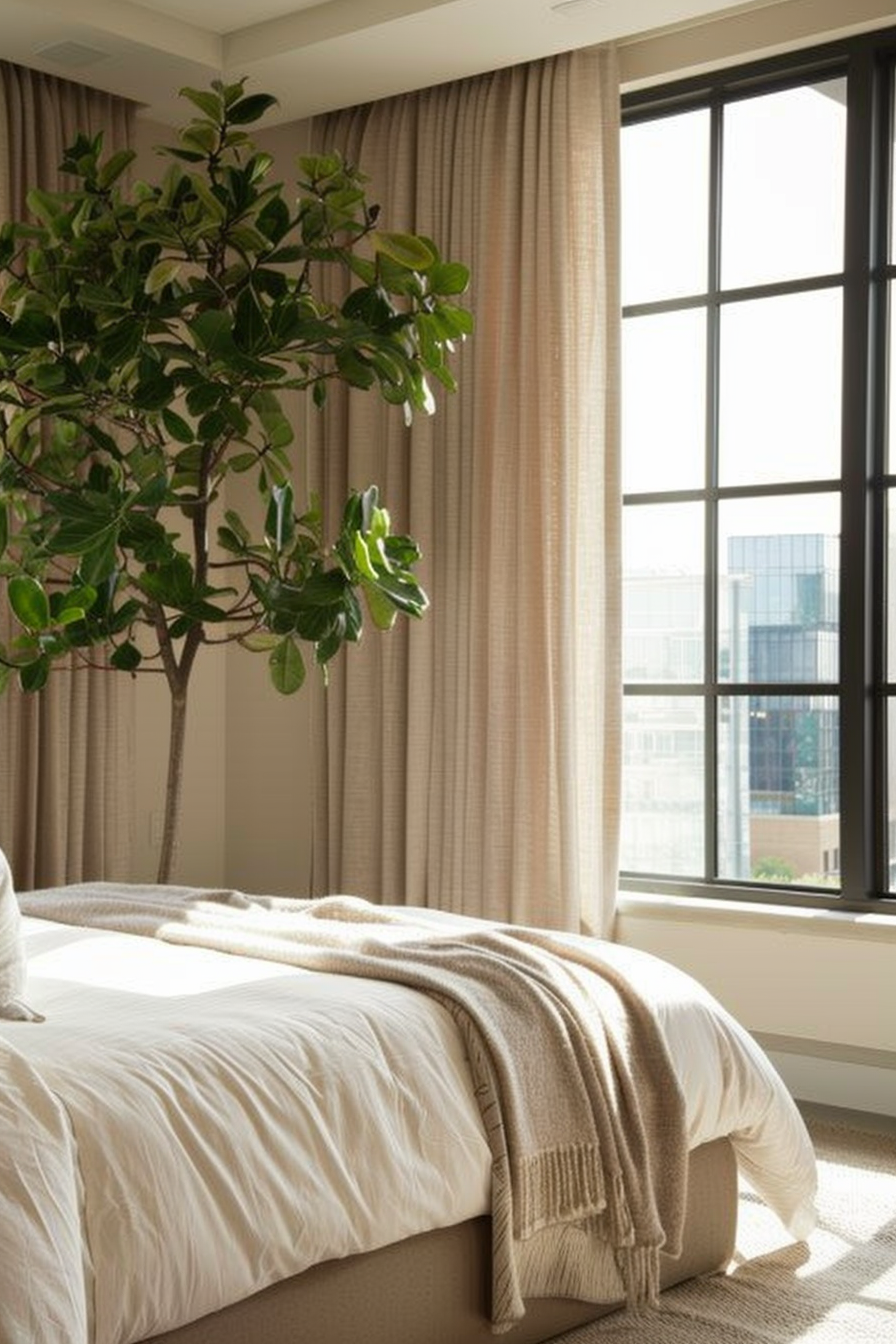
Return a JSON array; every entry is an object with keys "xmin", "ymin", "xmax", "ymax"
[{"xmin": 0, "ymin": 79, "xmax": 471, "ymax": 882}]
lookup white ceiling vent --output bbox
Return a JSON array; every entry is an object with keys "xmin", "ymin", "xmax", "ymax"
[
  {"xmin": 549, "ymin": 0, "xmax": 607, "ymax": 15},
  {"xmin": 34, "ymin": 41, "xmax": 111, "ymax": 69}
]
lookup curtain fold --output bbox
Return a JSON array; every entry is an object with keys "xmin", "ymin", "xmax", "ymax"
[
  {"xmin": 0, "ymin": 62, "xmax": 136, "ymax": 888},
  {"xmin": 309, "ymin": 45, "xmax": 621, "ymax": 935}
]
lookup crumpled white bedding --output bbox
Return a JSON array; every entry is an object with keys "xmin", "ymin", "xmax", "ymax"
[{"xmin": 0, "ymin": 908, "xmax": 817, "ymax": 1344}]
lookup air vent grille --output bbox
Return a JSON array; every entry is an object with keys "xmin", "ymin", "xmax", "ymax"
[{"xmin": 34, "ymin": 41, "xmax": 110, "ymax": 69}]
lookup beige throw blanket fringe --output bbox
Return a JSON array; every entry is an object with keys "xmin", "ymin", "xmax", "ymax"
[{"xmin": 20, "ymin": 885, "xmax": 688, "ymax": 1332}]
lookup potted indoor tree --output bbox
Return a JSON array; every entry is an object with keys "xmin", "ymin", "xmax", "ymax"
[{"xmin": 0, "ymin": 79, "xmax": 471, "ymax": 881}]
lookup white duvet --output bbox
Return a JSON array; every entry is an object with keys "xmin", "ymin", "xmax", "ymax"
[{"xmin": 0, "ymin": 909, "xmax": 817, "ymax": 1344}]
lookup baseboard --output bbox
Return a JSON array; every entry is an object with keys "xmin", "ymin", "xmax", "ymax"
[
  {"xmin": 756, "ymin": 1033, "xmax": 896, "ymax": 1118},
  {"xmin": 797, "ymin": 1099, "xmax": 896, "ymax": 1137}
]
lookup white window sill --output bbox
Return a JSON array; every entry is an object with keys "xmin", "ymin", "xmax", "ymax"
[{"xmin": 616, "ymin": 890, "xmax": 896, "ymax": 944}]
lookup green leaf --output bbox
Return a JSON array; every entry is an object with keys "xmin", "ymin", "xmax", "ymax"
[
  {"xmin": 223, "ymin": 509, "xmax": 250, "ymax": 545},
  {"xmin": 110, "ymin": 641, "xmax": 142, "ymax": 671},
  {"xmin": 162, "ymin": 406, "xmax": 195, "ymax": 444},
  {"xmin": 427, "ymin": 261, "xmax": 470, "ymax": 296},
  {"xmin": 315, "ymin": 617, "xmax": 348, "ymax": 665},
  {"xmin": 97, "ymin": 148, "xmax": 137, "ymax": 190},
  {"xmin": 241, "ymin": 631, "xmax": 280, "ymax": 652},
  {"xmin": 269, "ymin": 636, "xmax": 305, "ymax": 694},
  {"xmin": 265, "ymin": 482, "xmax": 295, "ymax": 553},
  {"xmin": 107, "ymin": 597, "xmax": 142, "ymax": 634},
  {"xmin": 185, "ymin": 381, "xmax": 223, "ymax": 415},
  {"xmin": 371, "ymin": 231, "xmax": 436, "ymax": 270},
  {"xmin": 56, "ymin": 606, "xmax": 88, "ymax": 626},
  {"xmin": 247, "ymin": 152, "xmax": 274, "ymax": 184},
  {"xmin": 179, "ymin": 86, "xmax": 224, "ymax": 120},
  {"xmin": 431, "ymin": 303, "xmax": 474, "ymax": 339},
  {"xmin": 342, "ymin": 585, "xmax": 363, "ymax": 643},
  {"xmin": 7, "ymin": 308, "xmax": 56, "ymax": 348},
  {"xmin": 98, "ymin": 318, "xmax": 143, "ymax": 364},
  {"xmin": 217, "ymin": 525, "xmax": 245, "ymax": 554},
  {"xmin": 188, "ymin": 172, "xmax": 228, "ymax": 222},
  {"xmin": 197, "ymin": 408, "xmax": 229, "ymax": 441},
  {"xmin": 120, "ymin": 514, "xmax": 173, "ymax": 564},
  {"xmin": 234, "ymin": 288, "xmax": 268, "ymax": 355},
  {"xmin": 294, "ymin": 569, "xmax": 348, "ymax": 608},
  {"xmin": 129, "ymin": 448, "xmax": 169, "ymax": 497},
  {"xmin": 19, "ymin": 656, "xmax": 50, "ymax": 693},
  {"xmin": 190, "ymin": 309, "xmax": 236, "ymax": 358},
  {"xmin": 363, "ymin": 583, "xmax": 398, "ymax": 631},
  {"xmin": 227, "ymin": 93, "xmax": 279, "ymax": 125},
  {"xmin": 342, "ymin": 285, "xmax": 393, "ymax": 326},
  {"xmin": 45, "ymin": 496, "xmax": 118, "ymax": 556},
  {"xmin": 227, "ymin": 452, "xmax": 257, "ymax": 473},
  {"xmin": 8, "ymin": 575, "xmax": 50, "ymax": 631},
  {"xmin": 353, "ymin": 532, "xmax": 379, "ymax": 582},
  {"xmin": 78, "ymin": 530, "xmax": 120, "ymax": 586},
  {"xmin": 220, "ymin": 400, "xmax": 250, "ymax": 436},
  {"xmin": 181, "ymin": 123, "xmax": 218, "ymax": 156},
  {"xmin": 257, "ymin": 196, "xmax": 291, "ymax": 244},
  {"xmin": 78, "ymin": 282, "xmax": 128, "ymax": 312},
  {"xmin": 25, "ymin": 188, "xmax": 65, "ymax": 229},
  {"xmin": 145, "ymin": 258, "xmax": 183, "ymax": 294},
  {"xmin": 374, "ymin": 570, "xmax": 428, "ymax": 618},
  {"xmin": 249, "ymin": 389, "xmax": 294, "ymax": 449},
  {"xmin": 335, "ymin": 347, "xmax": 375, "ymax": 390},
  {"xmin": 162, "ymin": 146, "xmax": 207, "ymax": 165},
  {"xmin": 133, "ymin": 371, "xmax": 176, "ymax": 410},
  {"xmin": 138, "ymin": 554, "xmax": 194, "ymax": 609},
  {"xmin": 55, "ymin": 586, "xmax": 98, "ymax": 619}
]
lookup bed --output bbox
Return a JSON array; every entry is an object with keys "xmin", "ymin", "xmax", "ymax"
[{"xmin": 0, "ymin": 862, "xmax": 817, "ymax": 1344}]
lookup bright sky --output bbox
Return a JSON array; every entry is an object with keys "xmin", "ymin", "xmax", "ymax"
[{"xmin": 621, "ymin": 79, "xmax": 847, "ymax": 515}]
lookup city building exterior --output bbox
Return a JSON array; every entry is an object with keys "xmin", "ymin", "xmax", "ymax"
[{"xmin": 622, "ymin": 532, "xmax": 840, "ymax": 887}]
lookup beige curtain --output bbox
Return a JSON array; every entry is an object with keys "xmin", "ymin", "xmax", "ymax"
[
  {"xmin": 0, "ymin": 62, "xmax": 136, "ymax": 888},
  {"xmin": 309, "ymin": 46, "xmax": 621, "ymax": 935}
]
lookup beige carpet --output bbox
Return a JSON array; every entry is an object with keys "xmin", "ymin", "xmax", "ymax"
[{"xmin": 555, "ymin": 1114, "xmax": 896, "ymax": 1343}]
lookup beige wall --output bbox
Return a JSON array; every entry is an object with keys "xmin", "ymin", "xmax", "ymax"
[
  {"xmin": 619, "ymin": 0, "xmax": 896, "ymax": 89},
  {"xmin": 615, "ymin": 896, "xmax": 896, "ymax": 1114}
]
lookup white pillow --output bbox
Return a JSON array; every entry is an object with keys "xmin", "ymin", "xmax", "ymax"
[{"xmin": 0, "ymin": 847, "xmax": 42, "ymax": 1021}]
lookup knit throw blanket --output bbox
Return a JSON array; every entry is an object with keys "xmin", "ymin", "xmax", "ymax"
[{"xmin": 19, "ymin": 885, "xmax": 688, "ymax": 1332}]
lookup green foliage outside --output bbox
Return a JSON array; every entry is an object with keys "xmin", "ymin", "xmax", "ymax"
[{"xmin": 752, "ymin": 856, "xmax": 797, "ymax": 883}]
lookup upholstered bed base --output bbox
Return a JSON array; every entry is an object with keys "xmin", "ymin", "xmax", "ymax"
[{"xmin": 148, "ymin": 1136, "xmax": 737, "ymax": 1344}]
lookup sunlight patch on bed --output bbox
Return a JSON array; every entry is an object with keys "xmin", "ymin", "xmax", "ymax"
[{"xmin": 28, "ymin": 934, "xmax": 300, "ymax": 996}]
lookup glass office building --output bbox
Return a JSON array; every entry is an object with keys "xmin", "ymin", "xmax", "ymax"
[{"xmin": 622, "ymin": 533, "xmax": 840, "ymax": 886}]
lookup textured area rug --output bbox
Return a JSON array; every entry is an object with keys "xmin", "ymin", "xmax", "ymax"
[{"xmin": 557, "ymin": 1117, "xmax": 896, "ymax": 1342}]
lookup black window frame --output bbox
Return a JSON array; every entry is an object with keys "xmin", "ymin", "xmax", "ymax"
[{"xmin": 620, "ymin": 27, "xmax": 896, "ymax": 916}]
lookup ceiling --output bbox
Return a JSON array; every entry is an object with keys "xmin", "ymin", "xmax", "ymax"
[{"xmin": 0, "ymin": 0, "xmax": 843, "ymax": 127}]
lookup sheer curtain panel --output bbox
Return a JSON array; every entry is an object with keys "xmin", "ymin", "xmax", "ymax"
[
  {"xmin": 309, "ymin": 46, "xmax": 621, "ymax": 935},
  {"xmin": 0, "ymin": 62, "xmax": 136, "ymax": 888}
]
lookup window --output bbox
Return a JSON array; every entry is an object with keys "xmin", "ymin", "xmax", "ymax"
[{"xmin": 620, "ymin": 31, "xmax": 896, "ymax": 912}]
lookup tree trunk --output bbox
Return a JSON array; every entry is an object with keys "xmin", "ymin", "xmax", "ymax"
[{"xmin": 157, "ymin": 688, "xmax": 188, "ymax": 884}]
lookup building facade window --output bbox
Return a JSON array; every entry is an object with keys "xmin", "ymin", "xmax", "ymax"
[{"xmin": 620, "ymin": 29, "xmax": 896, "ymax": 913}]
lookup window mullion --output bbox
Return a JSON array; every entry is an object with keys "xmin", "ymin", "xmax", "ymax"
[
  {"xmin": 705, "ymin": 96, "xmax": 724, "ymax": 882},
  {"xmin": 872, "ymin": 73, "xmax": 892, "ymax": 895},
  {"xmin": 839, "ymin": 44, "xmax": 878, "ymax": 900}
]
